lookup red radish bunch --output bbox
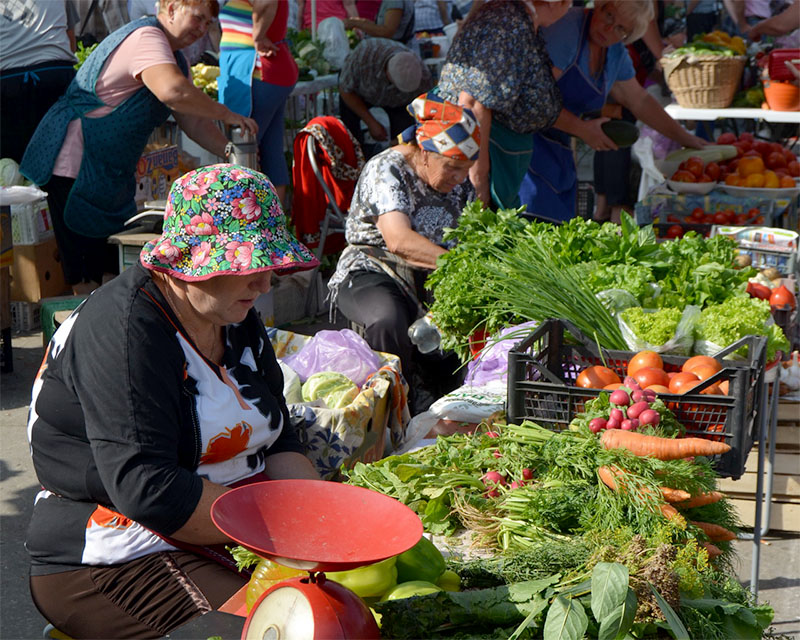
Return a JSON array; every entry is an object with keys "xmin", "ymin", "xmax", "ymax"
[{"xmin": 588, "ymin": 378, "xmax": 663, "ymax": 434}]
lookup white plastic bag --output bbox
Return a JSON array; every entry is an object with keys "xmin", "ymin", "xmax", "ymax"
[
  {"xmin": 618, "ymin": 305, "xmax": 700, "ymax": 355},
  {"xmin": 317, "ymin": 17, "xmax": 350, "ymax": 70}
]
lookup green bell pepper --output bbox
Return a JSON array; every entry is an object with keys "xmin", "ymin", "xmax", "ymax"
[
  {"xmin": 395, "ymin": 536, "xmax": 446, "ymax": 584},
  {"xmin": 435, "ymin": 569, "xmax": 462, "ymax": 592},
  {"xmin": 380, "ymin": 580, "xmax": 442, "ymax": 601},
  {"xmin": 325, "ymin": 556, "xmax": 397, "ymax": 598}
]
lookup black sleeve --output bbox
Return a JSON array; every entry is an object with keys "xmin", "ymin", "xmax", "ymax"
[{"xmin": 64, "ymin": 288, "xmax": 204, "ymax": 536}]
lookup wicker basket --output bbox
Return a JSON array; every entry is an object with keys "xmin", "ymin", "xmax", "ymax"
[{"xmin": 661, "ymin": 54, "xmax": 746, "ymax": 109}]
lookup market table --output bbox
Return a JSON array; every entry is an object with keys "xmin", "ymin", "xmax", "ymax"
[{"xmin": 664, "ymin": 103, "xmax": 800, "ymax": 124}]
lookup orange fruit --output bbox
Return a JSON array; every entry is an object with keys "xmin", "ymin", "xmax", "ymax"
[
  {"xmin": 725, "ymin": 174, "xmax": 741, "ymax": 186},
  {"xmin": 627, "ymin": 350, "xmax": 664, "ymax": 376},
  {"xmin": 779, "ymin": 175, "xmax": 796, "ymax": 188},
  {"xmin": 682, "ymin": 355, "xmax": 722, "ymax": 375},
  {"xmin": 763, "ymin": 170, "xmax": 780, "ymax": 189},
  {"xmin": 745, "ymin": 173, "xmax": 766, "ymax": 188},
  {"xmin": 738, "ymin": 156, "xmax": 765, "ymax": 177},
  {"xmin": 669, "ymin": 371, "xmax": 700, "ymax": 394}
]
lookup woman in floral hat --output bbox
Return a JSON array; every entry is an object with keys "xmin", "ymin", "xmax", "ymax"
[
  {"xmin": 328, "ymin": 91, "xmax": 479, "ymax": 414},
  {"xmin": 26, "ymin": 164, "xmax": 319, "ymax": 639}
]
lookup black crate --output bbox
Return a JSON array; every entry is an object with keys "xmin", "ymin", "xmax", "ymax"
[{"xmin": 507, "ymin": 319, "xmax": 767, "ymax": 479}]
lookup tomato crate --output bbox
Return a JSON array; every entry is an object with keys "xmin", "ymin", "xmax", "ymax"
[{"xmin": 506, "ymin": 319, "xmax": 767, "ymax": 479}]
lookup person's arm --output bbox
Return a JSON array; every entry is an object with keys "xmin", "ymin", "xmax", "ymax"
[
  {"xmin": 746, "ymin": 0, "xmax": 800, "ymax": 38},
  {"xmin": 172, "ymin": 112, "xmax": 230, "ymax": 158},
  {"xmin": 252, "ymin": 0, "xmax": 279, "ymax": 58},
  {"xmin": 140, "ymin": 63, "xmax": 258, "ymax": 137},
  {"xmin": 264, "ymin": 451, "xmax": 320, "ymax": 479},
  {"xmin": 640, "ymin": 9, "xmax": 664, "ymax": 62},
  {"xmin": 297, "ymin": 0, "xmax": 306, "ymax": 28},
  {"xmin": 343, "ymin": 0, "xmax": 359, "ymax": 18},
  {"xmin": 609, "ymin": 78, "xmax": 706, "ymax": 148},
  {"xmin": 376, "ymin": 210, "xmax": 446, "ymax": 269},
  {"xmin": 722, "ymin": 0, "xmax": 747, "ymax": 32},
  {"xmin": 457, "ymin": 91, "xmax": 491, "ymax": 204},
  {"xmin": 437, "ymin": 0, "xmax": 451, "ymax": 25},
  {"xmin": 554, "ymin": 109, "xmax": 619, "ymax": 151},
  {"xmin": 339, "ymin": 90, "xmax": 388, "ymax": 140},
  {"xmin": 344, "ymin": 8, "xmax": 402, "ymax": 38}
]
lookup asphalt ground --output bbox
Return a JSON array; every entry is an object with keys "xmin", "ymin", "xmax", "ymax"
[{"xmin": 1, "ymin": 331, "xmax": 798, "ymax": 639}]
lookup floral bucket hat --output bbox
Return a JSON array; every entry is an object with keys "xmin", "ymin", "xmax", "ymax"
[{"xmin": 140, "ymin": 164, "xmax": 319, "ymax": 281}]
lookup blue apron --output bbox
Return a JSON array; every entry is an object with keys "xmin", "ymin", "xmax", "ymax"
[
  {"xmin": 518, "ymin": 11, "xmax": 607, "ymax": 222},
  {"xmin": 21, "ymin": 17, "xmax": 188, "ymax": 238}
]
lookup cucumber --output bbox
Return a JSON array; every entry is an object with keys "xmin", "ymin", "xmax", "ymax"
[
  {"xmin": 665, "ymin": 145, "xmax": 738, "ymax": 164},
  {"xmin": 601, "ymin": 120, "xmax": 639, "ymax": 148}
]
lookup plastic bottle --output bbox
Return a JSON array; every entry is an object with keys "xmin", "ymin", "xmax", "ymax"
[{"xmin": 408, "ymin": 313, "xmax": 441, "ymax": 354}]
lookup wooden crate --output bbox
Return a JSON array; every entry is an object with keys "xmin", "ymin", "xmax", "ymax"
[{"xmin": 718, "ymin": 399, "xmax": 799, "ymax": 532}]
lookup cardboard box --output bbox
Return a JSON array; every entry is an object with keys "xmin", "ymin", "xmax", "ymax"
[
  {"xmin": 135, "ymin": 145, "xmax": 180, "ymax": 208},
  {"xmin": 9, "ymin": 238, "xmax": 68, "ymax": 302},
  {"xmin": 11, "ymin": 197, "xmax": 54, "ymax": 245}
]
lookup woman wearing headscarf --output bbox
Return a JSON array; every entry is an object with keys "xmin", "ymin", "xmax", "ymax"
[
  {"xmin": 20, "ymin": 0, "xmax": 257, "ymax": 294},
  {"xmin": 328, "ymin": 92, "xmax": 479, "ymax": 409},
  {"xmin": 436, "ymin": 0, "xmax": 572, "ymax": 209},
  {"xmin": 518, "ymin": 0, "xmax": 706, "ymax": 223},
  {"xmin": 26, "ymin": 164, "xmax": 320, "ymax": 639}
]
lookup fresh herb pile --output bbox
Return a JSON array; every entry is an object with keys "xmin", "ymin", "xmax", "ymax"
[
  {"xmin": 426, "ymin": 202, "xmax": 784, "ymax": 361},
  {"xmin": 345, "ymin": 419, "xmax": 774, "ymax": 639}
]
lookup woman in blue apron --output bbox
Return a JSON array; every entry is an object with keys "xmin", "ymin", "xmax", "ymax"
[
  {"xmin": 20, "ymin": 0, "xmax": 257, "ymax": 294},
  {"xmin": 520, "ymin": 1, "xmax": 706, "ymax": 222}
]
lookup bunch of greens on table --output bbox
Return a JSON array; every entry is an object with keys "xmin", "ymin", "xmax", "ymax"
[
  {"xmin": 347, "ymin": 421, "xmax": 772, "ymax": 639},
  {"xmin": 620, "ymin": 306, "xmax": 683, "ymax": 347}
]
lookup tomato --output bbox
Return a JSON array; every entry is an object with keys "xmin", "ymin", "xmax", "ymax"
[
  {"xmin": 697, "ymin": 173, "xmax": 713, "ymax": 183},
  {"xmin": 754, "ymin": 215, "xmax": 765, "ymax": 224},
  {"xmin": 782, "ymin": 148, "xmax": 796, "ymax": 162},
  {"xmin": 705, "ymin": 161, "xmax": 721, "ymax": 181},
  {"xmin": 682, "ymin": 355, "xmax": 722, "ymax": 375},
  {"xmin": 718, "ymin": 380, "xmax": 730, "ymax": 395},
  {"xmin": 739, "ymin": 132, "xmax": 755, "ymax": 143},
  {"xmin": 725, "ymin": 174, "xmax": 741, "ymax": 186},
  {"xmin": 713, "ymin": 211, "xmax": 730, "ymax": 224},
  {"xmin": 732, "ymin": 143, "xmax": 745, "ymax": 158},
  {"xmin": 754, "ymin": 141, "xmax": 772, "ymax": 157},
  {"xmin": 627, "ymin": 351, "xmax": 664, "ymax": 376},
  {"xmin": 717, "ymin": 132, "xmax": 736, "ymax": 144},
  {"xmin": 669, "ymin": 371, "xmax": 700, "ymax": 394},
  {"xmin": 733, "ymin": 213, "xmax": 748, "ymax": 224},
  {"xmin": 666, "ymin": 214, "xmax": 680, "ymax": 223},
  {"xmin": 671, "ymin": 169, "xmax": 697, "ymax": 183},
  {"xmin": 780, "ymin": 175, "xmax": 796, "ymax": 188},
  {"xmin": 576, "ymin": 365, "xmax": 621, "ymax": 389},
  {"xmin": 691, "ymin": 207, "xmax": 705, "ymax": 218},
  {"xmin": 767, "ymin": 151, "xmax": 787, "ymax": 170},
  {"xmin": 727, "ymin": 158, "xmax": 739, "ymax": 172},
  {"xmin": 770, "ymin": 285, "xmax": 797, "ymax": 310},
  {"xmin": 604, "ymin": 382, "xmax": 624, "ymax": 390},
  {"xmin": 666, "ymin": 224, "xmax": 684, "ymax": 238},
  {"xmin": 745, "ymin": 173, "xmax": 765, "ymax": 188},
  {"xmin": 743, "ymin": 149, "xmax": 762, "ymax": 158},
  {"xmin": 737, "ymin": 140, "xmax": 753, "ymax": 153},
  {"xmin": 645, "ymin": 384, "xmax": 671, "ymax": 394},
  {"xmin": 746, "ymin": 207, "xmax": 761, "ymax": 219},
  {"xmin": 787, "ymin": 161, "xmax": 800, "ymax": 177},
  {"xmin": 702, "ymin": 213, "xmax": 715, "ymax": 223},
  {"xmin": 691, "ymin": 364, "xmax": 720, "ymax": 381},
  {"xmin": 770, "ymin": 142, "xmax": 784, "ymax": 154},
  {"xmin": 685, "ymin": 156, "xmax": 705, "ymax": 178},
  {"xmin": 633, "ymin": 367, "xmax": 670, "ymax": 389}
]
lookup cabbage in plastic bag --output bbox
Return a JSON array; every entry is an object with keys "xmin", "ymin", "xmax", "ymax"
[
  {"xmin": 619, "ymin": 305, "xmax": 700, "ymax": 355},
  {"xmin": 301, "ymin": 371, "xmax": 360, "ymax": 409}
]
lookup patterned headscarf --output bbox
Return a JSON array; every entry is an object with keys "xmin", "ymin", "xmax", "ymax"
[
  {"xmin": 398, "ymin": 92, "xmax": 480, "ymax": 161},
  {"xmin": 140, "ymin": 164, "xmax": 319, "ymax": 281}
]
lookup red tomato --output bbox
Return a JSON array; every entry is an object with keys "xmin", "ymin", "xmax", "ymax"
[
  {"xmin": 743, "ymin": 149, "xmax": 761, "ymax": 158},
  {"xmin": 705, "ymin": 161, "xmax": 721, "ymax": 181},
  {"xmin": 788, "ymin": 161, "xmax": 800, "ymax": 177},
  {"xmin": 770, "ymin": 142, "xmax": 784, "ymax": 154},
  {"xmin": 717, "ymin": 132, "xmax": 736, "ymax": 145},
  {"xmin": 627, "ymin": 350, "xmax": 664, "ymax": 376},
  {"xmin": 754, "ymin": 141, "xmax": 772, "ymax": 157},
  {"xmin": 685, "ymin": 156, "xmax": 705, "ymax": 178},
  {"xmin": 672, "ymin": 170, "xmax": 697, "ymax": 183},
  {"xmin": 732, "ymin": 144, "xmax": 745, "ymax": 158},
  {"xmin": 633, "ymin": 367, "xmax": 670, "ymax": 390},
  {"xmin": 767, "ymin": 151, "xmax": 787, "ymax": 170},
  {"xmin": 669, "ymin": 371, "xmax": 700, "ymax": 394},
  {"xmin": 576, "ymin": 366, "xmax": 621, "ymax": 389},
  {"xmin": 782, "ymin": 148, "xmax": 796, "ymax": 163},
  {"xmin": 666, "ymin": 214, "xmax": 680, "ymax": 223},
  {"xmin": 666, "ymin": 224, "xmax": 684, "ymax": 238},
  {"xmin": 713, "ymin": 211, "xmax": 730, "ymax": 224},
  {"xmin": 754, "ymin": 215, "xmax": 765, "ymax": 224},
  {"xmin": 739, "ymin": 132, "xmax": 755, "ymax": 143},
  {"xmin": 737, "ymin": 140, "xmax": 753, "ymax": 153},
  {"xmin": 697, "ymin": 173, "xmax": 713, "ymax": 183},
  {"xmin": 702, "ymin": 213, "xmax": 715, "ymax": 223},
  {"xmin": 733, "ymin": 213, "xmax": 748, "ymax": 224},
  {"xmin": 727, "ymin": 158, "xmax": 740, "ymax": 172}
]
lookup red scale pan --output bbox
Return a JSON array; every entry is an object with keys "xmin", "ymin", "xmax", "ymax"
[{"xmin": 211, "ymin": 480, "xmax": 423, "ymax": 640}]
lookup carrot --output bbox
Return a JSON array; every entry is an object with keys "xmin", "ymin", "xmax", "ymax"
[
  {"xmin": 660, "ymin": 487, "xmax": 692, "ymax": 503},
  {"xmin": 600, "ymin": 430, "xmax": 731, "ymax": 460},
  {"xmin": 674, "ymin": 491, "xmax": 725, "ymax": 509},
  {"xmin": 597, "ymin": 466, "xmax": 679, "ymax": 519},
  {"xmin": 690, "ymin": 521, "xmax": 737, "ymax": 542},
  {"xmin": 702, "ymin": 542, "xmax": 723, "ymax": 559}
]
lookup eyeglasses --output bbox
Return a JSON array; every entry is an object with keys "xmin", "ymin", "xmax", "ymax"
[{"xmin": 600, "ymin": 7, "xmax": 631, "ymax": 41}]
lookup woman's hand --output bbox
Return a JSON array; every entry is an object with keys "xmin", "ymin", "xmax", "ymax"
[
  {"xmin": 678, "ymin": 132, "xmax": 710, "ymax": 150},
  {"xmin": 367, "ymin": 119, "xmax": 388, "ymax": 141},
  {"xmin": 223, "ymin": 111, "xmax": 259, "ymax": 137},
  {"xmin": 580, "ymin": 117, "xmax": 619, "ymax": 151},
  {"xmin": 255, "ymin": 35, "xmax": 279, "ymax": 58},
  {"xmin": 469, "ymin": 163, "xmax": 491, "ymax": 204}
]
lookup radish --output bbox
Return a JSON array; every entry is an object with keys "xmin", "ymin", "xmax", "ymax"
[
  {"xmin": 623, "ymin": 376, "xmax": 642, "ymax": 390},
  {"xmin": 521, "ymin": 468, "xmax": 534, "ymax": 480},
  {"xmin": 639, "ymin": 409, "xmax": 660, "ymax": 426},
  {"xmin": 589, "ymin": 418, "xmax": 607, "ymax": 433},
  {"xmin": 620, "ymin": 419, "xmax": 636, "ymax": 431},
  {"xmin": 606, "ymin": 417, "xmax": 621, "ymax": 429},
  {"xmin": 482, "ymin": 471, "xmax": 506, "ymax": 486},
  {"xmin": 627, "ymin": 401, "xmax": 649, "ymax": 419},
  {"xmin": 492, "ymin": 450, "xmax": 503, "ymax": 458},
  {"xmin": 510, "ymin": 480, "xmax": 525, "ymax": 489},
  {"xmin": 631, "ymin": 390, "xmax": 646, "ymax": 403},
  {"xmin": 609, "ymin": 389, "xmax": 630, "ymax": 406},
  {"xmin": 486, "ymin": 431, "xmax": 500, "ymax": 438},
  {"xmin": 610, "ymin": 408, "xmax": 624, "ymax": 422},
  {"xmin": 486, "ymin": 488, "xmax": 499, "ymax": 498},
  {"xmin": 643, "ymin": 389, "xmax": 657, "ymax": 402}
]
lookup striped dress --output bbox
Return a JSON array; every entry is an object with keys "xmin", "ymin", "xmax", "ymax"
[{"xmin": 219, "ymin": 0, "xmax": 261, "ymax": 76}]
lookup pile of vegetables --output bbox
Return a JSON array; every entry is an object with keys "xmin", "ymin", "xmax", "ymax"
[
  {"xmin": 190, "ymin": 63, "xmax": 220, "ymax": 100},
  {"xmin": 426, "ymin": 202, "xmax": 790, "ymax": 361},
  {"xmin": 343, "ymin": 414, "xmax": 774, "ymax": 639},
  {"xmin": 286, "ymin": 28, "xmax": 331, "ymax": 80},
  {"xmin": 665, "ymin": 30, "xmax": 746, "ymax": 58}
]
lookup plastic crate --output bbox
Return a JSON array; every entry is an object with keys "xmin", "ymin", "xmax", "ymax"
[{"xmin": 506, "ymin": 319, "xmax": 767, "ymax": 479}]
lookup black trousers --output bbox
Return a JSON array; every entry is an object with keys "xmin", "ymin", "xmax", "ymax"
[
  {"xmin": 45, "ymin": 175, "xmax": 118, "ymax": 286},
  {"xmin": 338, "ymin": 97, "xmax": 415, "ymax": 151},
  {"xmin": 0, "ymin": 61, "xmax": 75, "ymax": 163}
]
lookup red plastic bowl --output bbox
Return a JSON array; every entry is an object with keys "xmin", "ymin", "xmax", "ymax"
[{"xmin": 211, "ymin": 480, "xmax": 423, "ymax": 572}]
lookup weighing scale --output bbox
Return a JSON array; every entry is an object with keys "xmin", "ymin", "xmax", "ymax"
[{"xmin": 211, "ymin": 480, "xmax": 423, "ymax": 640}]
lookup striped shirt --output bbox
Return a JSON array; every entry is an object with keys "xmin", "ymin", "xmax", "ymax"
[{"xmin": 219, "ymin": 0, "xmax": 261, "ymax": 73}]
